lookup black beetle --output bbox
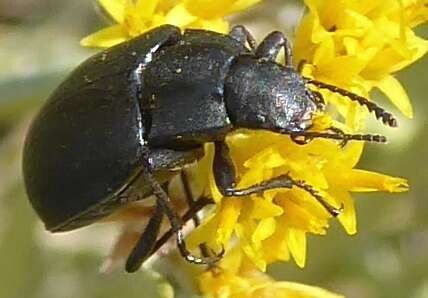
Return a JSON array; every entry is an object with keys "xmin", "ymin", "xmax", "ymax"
[{"xmin": 23, "ymin": 24, "xmax": 397, "ymax": 272}]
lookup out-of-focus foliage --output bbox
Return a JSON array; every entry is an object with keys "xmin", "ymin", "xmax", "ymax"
[{"xmin": 0, "ymin": 1, "xmax": 427, "ymax": 298}]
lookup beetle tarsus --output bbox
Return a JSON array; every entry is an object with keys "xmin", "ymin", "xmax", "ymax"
[{"xmin": 176, "ymin": 230, "xmax": 224, "ymax": 265}]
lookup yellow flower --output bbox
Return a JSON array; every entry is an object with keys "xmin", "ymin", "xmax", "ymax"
[
  {"xmin": 187, "ymin": 129, "xmax": 408, "ymax": 270},
  {"xmin": 81, "ymin": 0, "xmax": 261, "ymax": 47},
  {"xmin": 294, "ymin": 0, "xmax": 428, "ymax": 119},
  {"xmin": 199, "ymin": 248, "xmax": 344, "ymax": 298},
  {"xmin": 186, "ymin": 0, "xmax": 426, "ymax": 272}
]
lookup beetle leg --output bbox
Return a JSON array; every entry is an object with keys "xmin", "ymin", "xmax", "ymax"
[
  {"xmin": 180, "ymin": 170, "xmax": 212, "ymax": 259},
  {"xmin": 213, "ymin": 141, "xmax": 341, "ymax": 217},
  {"xmin": 147, "ymin": 197, "xmax": 218, "ymax": 260},
  {"xmin": 142, "ymin": 149, "xmax": 222, "ymax": 265},
  {"xmin": 213, "ymin": 141, "xmax": 238, "ymax": 195},
  {"xmin": 125, "ymin": 201, "xmax": 164, "ymax": 273},
  {"xmin": 255, "ymin": 31, "xmax": 293, "ymax": 67},
  {"xmin": 229, "ymin": 25, "xmax": 257, "ymax": 52}
]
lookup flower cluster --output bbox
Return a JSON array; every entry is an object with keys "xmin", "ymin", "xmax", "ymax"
[
  {"xmin": 81, "ymin": 0, "xmax": 261, "ymax": 47},
  {"xmin": 81, "ymin": 0, "xmax": 427, "ymax": 297},
  {"xmin": 294, "ymin": 0, "xmax": 428, "ymax": 122},
  {"xmin": 199, "ymin": 247, "xmax": 343, "ymax": 298},
  {"xmin": 187, "ymin": 0, "xmax": 426, "ymax": 271}
]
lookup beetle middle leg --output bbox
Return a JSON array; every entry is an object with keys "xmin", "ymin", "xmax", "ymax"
[
  {"xmin": 255, "ymin": 31, "xmax": 293, "ymax": 67},
  {"xmin": 180, "ymin": 170, "xmax": 212, "ymax": 259},
  {"xmin": 147, "ymin": 197, "xmax": 215, "ymax": 262},
  {"xmin": 141, "ymin": 148, "xmax": 223, "ymax": 266},
  {"xmin": 213, "ymin": 141, "xmax": 342, "ymax": 216}
]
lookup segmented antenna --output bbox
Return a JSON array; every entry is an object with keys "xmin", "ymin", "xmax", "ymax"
[
  {"xmin": 290, "ymin": 126, "xmax": 387, "ymax": 147},
  {"xmin": 305, "ymin": 79, "xmax": 398, "ymax": 127}
]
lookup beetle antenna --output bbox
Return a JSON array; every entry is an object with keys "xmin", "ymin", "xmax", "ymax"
[
  {"xmin": 304, "ymin": 79, "xmax": 398, "ymax": 127},
  {"xmin": 290, "ymin": 126, "xmax": 387, "ymax": 147}
]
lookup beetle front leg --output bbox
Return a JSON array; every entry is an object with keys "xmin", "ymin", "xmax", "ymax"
[
  {"xmin": 229, "ymin": 25, "xmax": 257, "ymax": 52},
  {"xmin": 255, "ymin": 31, "xmax": 293, "ymax": 67},
  {"xmin": 213, "ymin": 141, "xmax": 342, "ymax": 216}
]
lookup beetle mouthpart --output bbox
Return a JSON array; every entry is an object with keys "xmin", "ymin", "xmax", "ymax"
[{"xmin": 304, "ymin": 79, "xmax": 398, "ymax": 128}]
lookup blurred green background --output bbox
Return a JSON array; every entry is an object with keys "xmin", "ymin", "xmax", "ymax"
[{"xmin": 0, "ymin": 1, "xmax": 427, "ymax": 297}]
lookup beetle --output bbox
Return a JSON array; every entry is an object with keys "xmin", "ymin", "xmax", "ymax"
[{"xmin": 22, "ymin": 24, "xmax": 397, "ymax": 273}]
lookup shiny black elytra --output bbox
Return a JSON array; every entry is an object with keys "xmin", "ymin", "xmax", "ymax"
[{"xmin": 23, "ymin": 25, "xmax": 397, "ymax": 272}]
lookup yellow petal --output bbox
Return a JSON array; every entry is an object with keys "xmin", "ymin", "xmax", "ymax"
[
  {"xmin": 136, "ymin": 0, "xmax": 160, "ymax": 20},
  {"xmin": 262, "ymin": 221, "xmax": 291, "ymax": 262},
  {"xmin": 228, "ymin": 0, "xmax": 263, "ymax": 15},
  {"xmin": 277, "ymin": 196, "xmax": 330, "ymax": 234},
  {"xmin": 80, "ymin": 25, "xmax": 127, "ymax": 48},
  {"xmin": 186, "ymin": 212, "xmax": 219, "ymax": 250},
  {"xmin": 187, "ymin": 18, "xmax": 230, "ymax": 33},
  {"xmin": 98, "ymin": 0, "xmax": 127, "ymax": 23},
  {"xmin": 244, "ymin": 147, "xmax": 286, "ymax": 169},
  {"xmin": 375, "ymin": 74, "xmax": 413, "ymax": 118},
  {"xmin": 165, "ymin": 3, "xmax": 197, "ymax": 27},
  {"xmin": 248, "ymin": 197, "xmax": 284, "ymax": 219},
  {"xmin": 331, "ymin": 190, "xmax": 357, "ymax": 235},
  {"xmin": 185, "ymin": 0, "xmax": 261, "ymax": 19},
  {"xmin": 287, "ymin": 228, "xmax": 307, "ymax": 268},
  {"xmin": 236, "ymin": 222, "xmax": 267, "ymax": 271},
  {"xmin": 252, "ymin": 218, "xmax": 276, "ymax": 243},
  {"xmin": 272, "ymin": 281, "xmax": 344, "ymax": 298},
  {"xmin": 343, "ymin": 169, "xmax": 409, "ymax": 192},
  {"xmin": 342, "ymin": 142, "xmax": 364, "ymax": 168},
  {"xmin": 216, "ymin": 198, "xmax": 242, "ymax": 244}
]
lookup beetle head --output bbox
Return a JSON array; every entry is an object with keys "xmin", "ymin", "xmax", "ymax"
[{"xmin": 224, "ymin": 56, "xmax": 320, "ymax": 133}]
